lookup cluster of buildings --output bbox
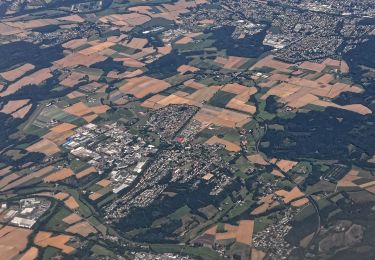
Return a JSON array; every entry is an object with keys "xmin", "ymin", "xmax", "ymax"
[
  {"xmin": 103, "ymin": 140, "xmax": 236, "ymax": 223},
  {"xmin": 1, "ymin": 0, "xmax": 46, "ymax": 15},
  {"xmin": 181, "ymin": 0, "xmax": 375, "ymax": 63},
  {"xmin": 252, "ymin": 208, "xmax": 300, "ymax": 259},
  {"xmin": 0, "ymin": 198, "xmax": 51, "ymax": 228},
  {"xmin": 133, "ymin": 252, "xmax": 193, "ymax": 260},
  {"xmin": 147, "ymin": 105, "xmax": 199, "ymax": 140},
  {"xmin": 71, "ymin": 0, "xmax": 103, "ymax": 13},
  {"xmin": 28, "ymin": 22, "xmax": 101, "ymax": 47},
  {"xmin": 64, "ymin": 122, "xmax": 158, "ymax": 195}
]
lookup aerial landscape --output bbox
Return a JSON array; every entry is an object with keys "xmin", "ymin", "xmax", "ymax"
[{"xmin": 0, "ymin": 0, "xmax": 374, "ymax": 259}]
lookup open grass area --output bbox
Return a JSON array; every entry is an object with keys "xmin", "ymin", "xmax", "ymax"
[
  {"xmin": 91, "ymin": 244, "xmax": 115, "ymax": 257},
  {"xmin": 42, "ymin": 246, "xmax": 60, "ymax": 260},
  {"xmin": 44, "ymin": 205, "xmax": 71, "ymax": 231},
  {"xmin": 150, "ymin": 244, "xmax": 223, "ymax": 260},
  {"xmin": 168, "ymin": 205, "xmax": 191, "ymax": 220},
  {"xmin": 208, "ymin": 90, "xmax": 236, "ymax": 108}
]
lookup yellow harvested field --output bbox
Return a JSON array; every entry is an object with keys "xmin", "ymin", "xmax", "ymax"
[
  {"xmin": 0, "ymin": 68, "xmax": 53, "ymax": 97},
  {"xmin": 247, "ymin": 154, "xmax": 269, "ymax": 165},
  {"xmin": 43, "ymin": 130, "xmax": 75, "ymax": 145},
  {"xmin": 187, "ymin": 85, "xmax": 221, "ymax": 103},
  {"xmin": 128, "ymin": 6, "xmax": 152, "ymax": 13},
  {"xmin": 310, "ymin": 82, "xmax": 362, "ymax": 99},
  {"xmin": 79, "ymin": 41, "xmax": 115, "ymax": 55},
  {"xmin": 64, "ymin": 196, "xmax": 80, "ymax": 210},
  {"xmin": 1, "ymin": 165, "xmax": 54, "ymax": 192},
  {"xmin": 194, "ymin": 106, "xmax": 251, "ymax": 128},
  {"xmin": 174, "ymin": 91, "xmax": 190, "ymax": 97},
  {"xmin": 359, "ymin": 180, "xmax": 375, "ymax": 189},
  {"xmin": 108, "ymin": 69, "xmax": 144, "ymax": 80},
  {"xmin": 54, "ymin": 192, "xmax": 70, "ymax": 201},
  {"xmin": 184, "ymin": 79, "xmax": 206, "ymax": 89},
  {"xmin": 236, "ymin": 220, "xmax": 254, "ymax": 245},
  {"xmin": 259, "ymin": 71, "xmax": 364, "ymax": 111},
  {"xmin": 66, "ymin": 221, "xmax": 97, "ymax": 237},
  {"xmin": 126, "ymin": 38, "xmax": 148, "ymax": 49},
  {"xmin": 276, "ymin": 159, "xmax": 298, "ymax": 173},
  {"xmin": 287, "ymin": 94, "xmax": 319, "ymax": 108},
  {"xmin": 43, "ymin": 168, "xmax": 74, "ymax": 183},
  {"xmin": 268, "ymin": 73, "xmax": 290, "ymax": 82},
  {"xmin": 99, "ymin": 13, "xmax": 151, "ymax": 27},
  {"xmin": 0, "ymin": 173, "xmax": 20, "ymax": 190},
  {"xmin": 0, "ymin": 63, "xmax": 35, "ymax": 82},
  {"xmin": 11, "ymin": 104, "xmax": 32, "ymax": 119},
  {"xmin": 63, "ymin": 102, "xmax": 92, "ymax": 117},
  {"xmin": 261, "ymin": 83, "xmax": 301, "ymax": 100},
  {"xmin": 251, "ymin": 194, "xmax": 278, "ymax": 215},
  {"xmin": 251, "ymin": 248, "xmax": 266, "ymax": 260},
  {"xmin": 311, "ymin": 100, "xmax": 371, "ymax": 115},
  {"xmin": 337, "ymin": 169, "xmax": 360, "ymax": 187},
  {"xmin": 157, "ymin": 45, "xmax": 172, "ymax": 55},
  {"xmin": 50, "ymin": 123, "xmax": 77, "ymax": 133},
  {"xmin": 60, "ymin": 72, "xmax": 86, "ymax": 87},
  {"xmin": 83, "ymin": 114, "xmax": 98, "ymax": 123},
  {"xmin": 54, "ymin": 53, "xmax": 106, "ymax": 68},
  {"xmin": 221, "ymin": 83, "xmax": 254, "ymax": 95},
  {"xmin": 34, "ymin": 231, "xmax": 75, "ymax": 254},
  {"xmin": 162, "ymin": 0, "xmax": 195, "ymax": 13},
  {"xmin": 119, "ymin": 76, "xmax": 171, "ymax": 98},
  {"xmin": 120, "ymin": 57, "xmax": 145, "ymax": 68},
  {"xmin": 271, "ymin": 169, "xmax": 285, "ymax": 178},
  {"xmin": 205, "ymin": 220, "xmax": 254, "ymax": 245},
  {"xmin": 204, "ymin": 225, "xmax": 217, "ymax": 235},
  {"xmin": 322, "ymin": 58, "xmax": 341, "ymax": 67},
  {"xmin": 275, "ymin": 187, "xmax": 305, "ymax": 204},
  {"xmin": 57, "ymin": 14, "xmax": 85, "ymax": 23},
  {"xmin": 26, "ymin": 138, "xmax": 60, "ymax": 156},
  {"xmin": 0, "ymin": 23, "xmax": 24, "ymax": 36},
  {"xmin": 67, "ymin": 91, "xmax": 86, "ymax": 99},
  {"xmin": 0, "ymin": 166, "xmax": 11, "ymax": 177},
  {"xmin": 5, "ymin": 19, "xmax": 59, "ymax": 29},
  {"xmin": 177, "ymin": 64, "xmax": 199, "ymax": 74},
  {"xmin": 365, "ymin": 185, "xmax": 375, "ymax": 195},
  {"xmin": 175, "ymin": 36, "xmax": 193, "ymax": 44},
  {"xmin": 62, "ymin": 38, "xmax": 88, "ymax": 49},
  {"xmin": 140, "ymin": 94, "xmax": 166, "ymax": 109},
  {"xmin": 214, "ymin": 56, "xmax": 248, "ymax": 69},
  {"xmin": 215, "ymin": 230, "xmax": 237, "ymax": 241},
  {"xmin": 205, "ymin": 136, "xmax": 241, "ymax": 152},
  {"xmin": 0, "ymin": 226, "xmax": 32, "ymax": 260},
  {"xmin": 97, "ymin": 179, "xmax": 112, "ymax": 187},
  {"xmin": 76, "ymin": 166, "xmax": 97, "ymax": 179},
  {"xmin": 90, "ymin": 105, "xmax": 110, "ymax": 114},
  {"xmin": 89, "ymin": 192, "xmax": 103, "ymax": 201},
  {"xmin": 62, "ymin": 213, "xmax": 82, "ymax": 225},
  {"xmin": 299, "ymin": 61, "xmax": 325, "ymax": 72},
  {"xmin": 291, "ymin": 198, "xmax": 309, "ymax": 207},
  {"xmin": 20, "ymin": 246, "xmax": 39, "ymax": 260},
  {"xmin": 0, "ymin": 99, "xmax": 29, "ymax": 114},
  {"xmin": 316, "ymin": 74, "xmax": 334, "ymax": 84},
  {"xmin": 251, "ymin": 55, "xmax": 292, "ymax": 72},
  {"xmin": 226, "ymin": 97, "xmax": 256, "ymax": 114}
]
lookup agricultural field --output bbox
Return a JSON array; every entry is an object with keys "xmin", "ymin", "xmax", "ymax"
[{"xmin": 0, "ymin": 0, "xmax": 375, "ymax": 259}]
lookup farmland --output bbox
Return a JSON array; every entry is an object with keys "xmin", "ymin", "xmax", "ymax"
[{"xmin": 0, "ymin": 0, "xmax": 374, "ymax": 259}]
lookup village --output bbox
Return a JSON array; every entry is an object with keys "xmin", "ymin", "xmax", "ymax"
[{"xmin": 0, "ymin": 0, "xmax": 375, "ymax": 259}]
